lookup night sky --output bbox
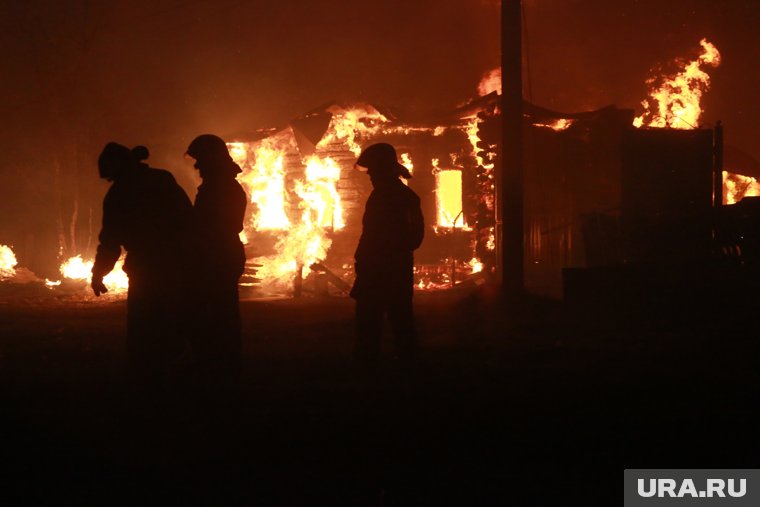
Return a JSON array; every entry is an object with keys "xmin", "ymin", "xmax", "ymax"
[{"xmin": 1, "ymin": 0, "xmax": 757, "ymax": 272}]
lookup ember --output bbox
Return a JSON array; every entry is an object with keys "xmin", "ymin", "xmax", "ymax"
[{"xmin": 532, "ymin": 119, "xmax": 574, "ymax": 131}]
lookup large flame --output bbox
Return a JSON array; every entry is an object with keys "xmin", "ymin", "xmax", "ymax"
[
  {"xmin": 297, "ymin": 156, "xmax": 344, "ymax": 230},
  {"xmin": 224, "ymin": 103, "xmax": 505, "ymax": 293},
  {"xmin": 232, "ymin": 130, "xmax": 347, "ymax": 291},
  {"xmin": 634, "ymin": 39, "xmax": 721, "ymax": 129},
  {"xmin": 0, "ymin": 244, "xmax": 18, "ymax": 280},
  {"xmin": 229, "ymin": 105, "xmax": 444, "ymax": 293},
  {"xmin": 238, "ymin": 140, "xmax": 291, "ymax": 231},
  {"xmin": 257, "ymin": 155, "xmax": 344, "ymax": 285},
  {"xmin": 60, "ymin": 255, "xmax": 92, "ymax": 280},
  {"xmin": 58, "ymin": 255, "xmax": 129, "ymax": 293}
]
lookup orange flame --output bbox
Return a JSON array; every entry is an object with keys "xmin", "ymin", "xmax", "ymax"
[
  {"xmin": 58, "ymin": 255, "xmax": 129, "ymax": 293},
  {"xmin": 465, "ymin": 117, "xmax": 496, "ymax": 169},
  {"xmin": 235, "ymin": 138, "xmax": 292, "ymax": 231},
  {"xmin": 400, "ymin": 153, "xmax": 413, "ymax": 185},
  {"xmin": 724, "ymin": 171, "xmax": 760, "ymax": 205},
  {"xmin": 468, "ymin": 257, "xmax": 484, "ymax": 274},
  {"xmin": 433, "ymin": 159, "xmax": 466, "ymax": 229},
  {"xmin": 0, "ymin": 244, "xmax": 18, "ymax": 280},
  {"xmin": 235, "ymin": 148, "xmax": 346, "ymax": 292},
  {"xmin": 634, "ymin": 39, "xmax": 721, "ymax": 129},
  {"xmin": 533, "ymin": 119, "xmax": 574, "ymax": 131},
  {"xmin": 486, "ymin": 230, "xmax": 496, "ymax": 251},
  {"xmin": 297, "ymin": 156, "xmax": 344, "ymax": 230}
]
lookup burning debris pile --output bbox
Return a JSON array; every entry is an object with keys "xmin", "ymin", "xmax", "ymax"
[{"xmin": 0, "ymin": 243, "xmax": 129, "ymax": 300}]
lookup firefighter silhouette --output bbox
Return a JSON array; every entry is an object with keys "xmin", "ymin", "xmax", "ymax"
[
  {"xmin": 185, "ymin": 134, "xmax": 247, "ymax": 382},
  {"xmin": 351, "ymin": 143, "xmax": 424, "ymax": 362},
  {"xmin": 92, "ymin": 142, "xmax": 193, "ymax": 387}
]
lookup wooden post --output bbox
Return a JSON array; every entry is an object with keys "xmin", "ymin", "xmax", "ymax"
[
  {"xmin": 501, "ymin": 0, "xmax": 524, "ymax": 299},
  {"xmin": 714, "ymin": 121, "xmax": 723, "ymax": 207}
]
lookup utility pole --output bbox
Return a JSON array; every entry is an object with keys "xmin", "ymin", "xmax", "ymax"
[{"xmin": 501, "ymin": 0, "xmax": 524, "ymax": 299}]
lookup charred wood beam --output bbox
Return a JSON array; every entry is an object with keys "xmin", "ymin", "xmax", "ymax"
[{"xmin": 310, "ymin": 262, "xmax": 351, "ymax": 293}]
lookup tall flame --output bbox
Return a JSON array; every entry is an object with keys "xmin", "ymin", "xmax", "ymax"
[
  {"xmin": 0, "ymin": 244, "xmax": 18, "ymax": 280},
  {"xmin": 400, "ymin": 153, "xmax": 413, "ymax": 185},
  {"xmin": 235, "ymin": 145, "xmax": 346, "ymax": 291},
  {"xmin": 243, "ymin": 143, "xmax": 291, "ymax": 230},
  {"xmin": 634, "ymin": 39, "xmax": 721, "ymax": 129},
  {"xmin": 297, "ymin": 156, "xmax": 344, "ymax": 230},
  {"xmin": 465, "ymin": 117, "xmax": 496, "ymax": 170}
]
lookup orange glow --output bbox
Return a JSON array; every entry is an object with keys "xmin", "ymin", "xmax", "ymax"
[
  {"xmin": 247, "ymin": 154, "xmax": 345, "ymax": 292},
  {"xmin": 400, "ymin": 153, "xmax": 413, "ymax": 185},
  {"xmin": 478, "ymin": 67, "xmax": 502, "ymax": 96},
  {"xmin": 297, "ymin": 156, "xmax": 344, "ymax": 230},
  {"xmin": 400, "ymin": 153, "xmax": 413, "ymax": 176},
  {"xmin": 0, "ymin": 244, "xmax": 18, "ymax": 280},
  {"xmin": 235, "ymin": 140, "xmax": 291, "ymax": 231},
  {"xmin": 434, "ymin": 160, "xmax": 466, "ymax": 228},
  {"xmin": 724, "ymin": 171, "xmax": 760, "ymax": 205},
  {"xmin": 468, "ymin": 257, "xmax": 484, "ymax": 274},
  {"xmin": 634, "ymin": 39, "xmax": 721, "ymax": 129},
  {"xmin": 60, "ymin": 255, "xmax": 92, "ymax": 280},
  {"xmin": 465, "ymin": 117, "xmax": 496, "ymax": 169},
  {"xmin": 317, "ymin": 105, "xmax": 390, "ymax": 157},
  {"xmin": 58, "ymin": 255, "xmax": 129, "ymax": 293}
]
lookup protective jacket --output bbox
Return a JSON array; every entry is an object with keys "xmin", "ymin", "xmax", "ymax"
[
  {"xmin": 193, "ymin": 176, "xmax": 247, "ymax": 282},
  {"xmin": 93, "ymin": 165, "xmax": 193, "ymax": 280},
  {"xmin": 351, "ymin": 178, "xmax": 424, "ymax": 301}
]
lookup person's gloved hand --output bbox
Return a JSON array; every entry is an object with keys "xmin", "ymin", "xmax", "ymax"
[{"xmin": 91, "ymin": 276, "xmax": 108, "ymax": 297}]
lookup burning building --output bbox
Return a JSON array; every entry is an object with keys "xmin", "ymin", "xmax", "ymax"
[
  {"xmin": 2, "ymin": 37, "xmax": 758, "ymax": 303},
  {"xmin": 225, "ymin": 101, "xmax": 498, "ymax": 297}
]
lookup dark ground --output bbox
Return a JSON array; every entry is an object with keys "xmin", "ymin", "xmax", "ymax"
[{"xmin": 0, "ymin": 284, "xmax": 758, "ymax": 506}]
